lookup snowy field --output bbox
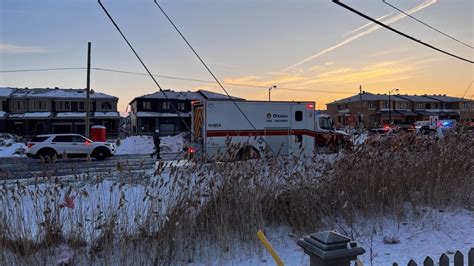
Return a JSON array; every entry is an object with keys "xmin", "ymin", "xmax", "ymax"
[
  {"xmin": 110, "ymin": 134, "xmax": 184, "ymax": 155},
  {"xmin": 0, "ymin": 137, "xmax": 26, "ymax": 157},
  {"xmin": 229, "ymin": 209, "xmax": 473, "ymax": 266}
]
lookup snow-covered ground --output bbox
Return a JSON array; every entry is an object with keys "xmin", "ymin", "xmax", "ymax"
[
  {"xmin": 215, "ymin": 208, "xmax": 473, "ymax": 265},
  {"xmin": 115, "ymin": 134, "xmax": 184, "ymax": 155},
  {"xmin": 0, "ymin": 137, "xmax": 26, "ymax": 157}
]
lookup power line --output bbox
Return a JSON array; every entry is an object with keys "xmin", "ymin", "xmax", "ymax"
[
  {"xmin": 1, "ymin": 66, "xmax": 356, "ymax": 95},
  {"xmin": 382, "ymin": 0, "xmax": 474, "ymax": 49},
  {"xmin": 97, "ymin": 0, "xmax": 192, "ymax": 133},
  {"xmin": 333, "ymin": 0, "xmax": 473, "ymax": 64}
]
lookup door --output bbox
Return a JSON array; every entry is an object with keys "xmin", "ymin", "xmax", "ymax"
[
  {"xmin": 70, "ymin": 135, "xmax": 92, "ymax": 155},
  {"xmin": 290, "ymin": 105, "xmax": 306, "ymax": 154},
  {"xmin": 264, "ymin": 127, "xmax": 289, "ymax": 156},
  {"xmin": 51, "ymin": 135, "xmax": 73, "ymax": 155}
]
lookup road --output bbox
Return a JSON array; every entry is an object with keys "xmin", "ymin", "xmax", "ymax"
[{"xmin": 0, "ymin": 153, "xmax": 184, "ymax": 181}]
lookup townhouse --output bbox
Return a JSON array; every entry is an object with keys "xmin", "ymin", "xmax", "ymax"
[
  {"xmin": 0, "ymin": 87, "xmax": 120, "ymax": 136},
  {"xmin": 326, "ymin": 91, "xmax": 474, "ymax": 127},
  {"xmin": 129, "ymin": 89, "xmax": 243, "ymax": 135}
]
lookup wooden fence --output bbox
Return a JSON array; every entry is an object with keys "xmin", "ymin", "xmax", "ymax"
[{"xmin": 391, "ymin": 248, "xmax": 474, "ymax": 266}]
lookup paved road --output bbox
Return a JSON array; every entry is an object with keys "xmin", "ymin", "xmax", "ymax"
[{"xmin": 0, "ymin": 153, "xmax": 183, "ymax": 180}]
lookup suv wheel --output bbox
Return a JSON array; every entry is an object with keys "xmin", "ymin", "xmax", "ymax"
[
  {"xmin": 93, "ymin": 147, "xmax": 110, "ymax": 161},
  {"xmin": 38, "ymin": 148, "xmax": 57, "ymax": 163}
]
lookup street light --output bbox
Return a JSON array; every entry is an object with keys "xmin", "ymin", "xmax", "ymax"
[
  {"xmin": 388, "ymin": 88, "xmax": 399, "ymax": 123},
  {"xmin": 268, "ymin": 85, "xmax": 277, "ymax": 101}
]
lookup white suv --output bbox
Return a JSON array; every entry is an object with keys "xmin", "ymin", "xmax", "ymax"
[{"xmin": 26, "ymin": 134, "xmax": 115, "ymax": 161}]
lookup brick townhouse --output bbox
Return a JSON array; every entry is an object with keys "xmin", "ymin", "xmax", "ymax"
[
  {"xmin": 326, "ymin": 91, "xmax": 474, "ymax": 127},
  {"xmin": 0, "ymin": 87, "xmax": 120, "ymax": 136},
  {"xmin": 129, "ymin": 89, "xmax": 243, "ymax": 135}
]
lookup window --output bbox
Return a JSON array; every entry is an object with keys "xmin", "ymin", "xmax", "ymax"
[
  {"xmin": 337, "ymin": 105, "xmax": 341, "ymax": 110},
  {"xmin": 78, "ymin": 102, "xmax": 85, "ymax": 111},
  {"xmin": 295, "ymin": 111, "xmax": 303, "ymax": 121},
  {"xmin": 53, "ymin": 136, "xmax": 73, "ymax": 142},
  {"xmin": 33, "ymin": 100, "xmax": 47, "ymax": 110},
  {"xmin": 100, "ymin": 101, "xmax": 112, "ymax": 111},
  {"xmin": 142, "ymin": 101, "xmax": 151, "ymax": 110},
  {"xmin": 71, "ymin": 136, "xmax": 89, "ymax": 143},
  {"xmin": 162, "ymin": 101, "xmax": 171, "ymax": 110},
  {"xmin": 11, "ymin": 100, "xmax": 26, "ymax": 111},
  {"xmin": 177, "ymin": 102, "xmax": 185, "ymax": 111},
  {"xmin": 416, "ymin": 103, "xmax": 424, "ymax": 109},
  {"xmin": 445, "ymin": 103, "xmax": 451, "ymax": 109},
  {"xmin": 383, "ymin": 101, "xmax": 389, "ymax": 109},
  {"xmin": 368, "ymin": 101, "xmax": 375, "ymax": 109},
  {"xmin": 319, "ymin": 117, "xmax": 333, "ymax": 130},
  {"xmin": 397, "ymin": 102, "xmax": 406, "ymax": 109},
  {"xmin": 31, "ymin": 136, "xmax": 49, "ymax": 142},
  {"xmin": 462, "ymin": 102, "xmax": 468, "ymax": 109},
  {"xmin": 56, "ymin": 101, "xmax": 71, "ymax": 111},
  {"xmin": 425, "ymin": 103, "xmax": 431, "ymax": 109}
]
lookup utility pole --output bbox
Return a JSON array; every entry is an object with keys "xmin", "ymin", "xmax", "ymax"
[
  {"xmin": 85, "ymin": 42, "xmax": 91, "ymax": 138},
  {"xmin": 359, "ymin": 85, "xmax": 363, "ymax": 126}
]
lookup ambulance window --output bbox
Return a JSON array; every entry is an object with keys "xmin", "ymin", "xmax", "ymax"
[{"xmin": 295, "ymin": 111, "xmax": 303, "ymax": 121}]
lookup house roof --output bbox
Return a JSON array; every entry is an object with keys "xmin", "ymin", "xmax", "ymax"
[
  {"xmin": 423, "ymin": 95, "xmax": 466, "ymax": 102},
  {"xmin": 0, "ymin": 87, "xmax": 117, "ymax": 99},
  {"xmin": 0, "ymin": 87, "xmax": 15, "ymax": 97},
  {"xmin": 329, "ymin": 92, "xmax": 408, "ymax": 105},
  {"xmin": 129, "ymin": 89, "xmax": 243, "ymax": 104},
  {"xmin": 395, "ymin": 95, "xmax": 441, "ymax": 102}
]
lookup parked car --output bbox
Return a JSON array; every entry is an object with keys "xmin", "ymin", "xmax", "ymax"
[
  {"xmin": 414, "ymin": 121, "xmax": 432, "ymax": 134},
  {"xmin": 26, "ymin": 134, "xmax": 115, "ymax": 161},
  {"xmin": 392, "ymin": 121, "xmax": 415, "ymax": 132}
]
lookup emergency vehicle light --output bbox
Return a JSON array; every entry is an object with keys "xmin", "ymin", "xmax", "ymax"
[{"xmin": 306, "ymin": 103, "xmax": 314, "ymax": 110}]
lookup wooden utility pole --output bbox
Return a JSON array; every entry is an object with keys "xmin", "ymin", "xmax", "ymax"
[
  {"xmin": 359, "ymin": 85, "xmax": 363, "ymax": 126},
  {"xmin": 85, "ymin": 42, "xmax": 91, "ymax": 138}
]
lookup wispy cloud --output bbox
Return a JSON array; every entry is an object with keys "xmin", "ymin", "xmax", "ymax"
[
  {"xmin": 342, "ymin": 12, "xmax": 394, "ymax": 37},
  {"xmin": 0, "ymin": 42, "xmax": 51, "ymax": 54},
  {"xmin": 281, "ymin": 0, "xmax": 437, "ymax": 72}
]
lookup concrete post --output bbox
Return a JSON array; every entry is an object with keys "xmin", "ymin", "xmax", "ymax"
[{"xmin": 297, "ymin": 230, "xmax": 365, "ymax": 266}]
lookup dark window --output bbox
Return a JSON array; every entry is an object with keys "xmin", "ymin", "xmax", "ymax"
[
  {"xmin": 53, "ymin": 136, "xmax": 73, "ymax": 142},
  {"xmin": 101, "ymin": 101, "xmax": 112, "ymax": 110},
  {"xmin": 177, "ymin": 102, "xmax": 185, "ymax": 111},
  {"xmin": 79, "ymin": 102, "xmax": 85, "ymax": 110},
  {"xmin": 142, "ymin": 101, "xmax": 151, "ymax": 110},
  {"xmin": 295, "ymin": 111, "xmax": 303, "ymax": 121},
  {"xmin": 31, "ymin": 136, "xmax": 49, "ymax": 142},
  {"xmin": 71, "ymin": 136, "xmax": 88, "ymax": 143},
  {"xmin": 162, "ymin": 102, "xmax": 171, "ymax": 110}
]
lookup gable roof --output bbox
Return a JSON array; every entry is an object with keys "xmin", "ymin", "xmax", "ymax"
[
  {"xmin": 329, "ymin": 92, "xmax": 408, "ymax": 105},
  {"xmin": 0, "ymin": 87, "xmax": 117, "ymax": 99},
  {"xmin": 130, "ymin": 89, "xmax": 244, "ymax": 104}
]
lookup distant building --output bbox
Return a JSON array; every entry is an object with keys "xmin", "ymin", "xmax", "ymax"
[
  {"xmin": 0, "ymin": 87, "xmax": 120, "ymax": 136},
  {"xmin": 326, "ymin": 91, "xmax": 474, "ymax": 127},
  {"xmin": 129, "ymin": 89, "xmax": 244, "ymax": 135}
]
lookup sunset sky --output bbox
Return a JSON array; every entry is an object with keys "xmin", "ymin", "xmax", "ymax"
[{"xmin": 1, "ymin": 0, "xmax": 473, "ymax": 114}]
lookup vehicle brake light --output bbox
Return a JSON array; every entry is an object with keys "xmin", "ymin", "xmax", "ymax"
[
  {"xmin": 27, "ymin": 143, "xmax": 34, "ymax": 148},
  {"xmin": 188, "ymin": 147, "xmax": 196, "ymax": 154},
  {"xmin": 383, "ymin": 125, "xmax": 390, "ymax": 130},
  {"xmin": 84, "ymin": 140, "xmax": 91, "ymax": 145},
  {"xmin": 306, "ymin": 103, "xmax": 314, "ymax": 110}
]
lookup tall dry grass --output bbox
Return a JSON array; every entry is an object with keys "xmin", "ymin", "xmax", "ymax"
[{"xmin": 0, "ymin": 129, "xmax": 472, "ymax": 265}]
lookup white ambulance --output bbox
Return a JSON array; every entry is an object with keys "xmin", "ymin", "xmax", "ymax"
[{"xmin": 189, "ymin": 100, "xmax": 316, "ymax": 160}]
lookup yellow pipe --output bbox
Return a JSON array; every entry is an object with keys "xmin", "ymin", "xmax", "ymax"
[{"xmin": 256, "ymin": 229, "xmax": 284, "ymax": 266}]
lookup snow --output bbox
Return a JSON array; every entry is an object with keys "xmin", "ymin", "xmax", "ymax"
[
  {"xmin": 115, "ymin": 134, "xmax": 184, "ymax": 155},
  {"xmin": 94, "ymin": 111, "xmax": 120, "ymax": 118},
  {"xmin": 0, "ymin": 111, "xmax": 6, "ymax": 118},
  {"xmin": 0, "ymin": 142, "xmax": 26, "ymax": 157},
  {"xmin": 207, "ymin": 208, "xmax": 474, "ymax": 266},
  {"xmin": 135, "ymin": 111, "xmax": 191, "ymax": 118},
  {"xmin": 0, "ymin": 87, "xmax": 15, "ymax": 97},
  {"xmin": 8, "ymin": 112, "xmax": 52, "ymax": 118},
  {"xmin": 14, "ymin": 88, "xmax": 116, "ymax": 99},
  {"xmin": 55, "ymin": 112, "xmax": 86, "ymax": 118}
]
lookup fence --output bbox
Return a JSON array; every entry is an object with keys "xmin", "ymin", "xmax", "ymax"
[
  {"xmin": 297, "ymin": 230, "xmax": 474, "ymax": 266},
  {"xmin": 393, "ymin": 249, "xmax": 474, "ymax": 266}
]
